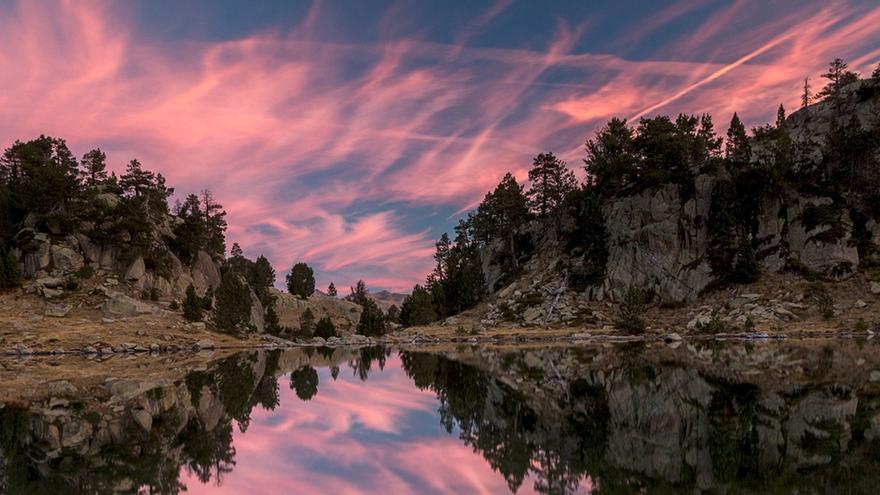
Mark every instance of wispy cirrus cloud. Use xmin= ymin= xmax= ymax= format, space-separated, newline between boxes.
xmin=1 ymin=0 xmax=878 ymax=291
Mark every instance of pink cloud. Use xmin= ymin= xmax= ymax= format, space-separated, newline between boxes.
xmin=180 ymin=356 xmax=584 ymax=494
xmin=1 ymin=0 xmax=878 ymax=291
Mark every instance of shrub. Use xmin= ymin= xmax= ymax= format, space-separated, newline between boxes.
xmin=731 ymin=242 xmax=759 ymax=284
xmin=169 ymin=300 xmax=179 ymax=311
xmin=0 ymin=249 xmax=21 ymax=290
xmin=65 ymin=276 xmax=80 ymax=291
xmin=74 ymin=265 xmax=95 ymax=279
xmin=615 ymin=288 xmax=647 ymax=334
xmin=213 ymin=272 xmax=253 ymax=333
xmin=149 ymin=287 xmax=160 ymax=301
xmin=695 ymin=313 xmax=733 ymax=334
xmin=182 ymin=284 xmax=203 ymax=322
xmin=314 ymin=316 xmax=337 ymax=339
xmin=805 ymin=282 xmax=835 ymax=319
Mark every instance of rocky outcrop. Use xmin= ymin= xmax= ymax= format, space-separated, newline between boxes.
xmin=270 ymin=288 xmax=362 ymax=333
xmin=601 ymin=177 xmax=715 ymax=302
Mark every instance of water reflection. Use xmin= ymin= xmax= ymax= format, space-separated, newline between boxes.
xmin=2 ymin=340 xmax=880 ymax=494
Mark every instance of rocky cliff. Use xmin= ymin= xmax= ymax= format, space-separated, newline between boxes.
xmin=482 ymin=78 xmax=880 ymax=308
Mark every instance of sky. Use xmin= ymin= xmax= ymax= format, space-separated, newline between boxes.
xmin=1 ymin=0 xmax=879 ymax=292
xmin=183 ymin=355 xmax=583 ymax=494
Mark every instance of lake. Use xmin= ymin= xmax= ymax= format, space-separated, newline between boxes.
xmin=2 ymin=339 xmax=879 ymax=494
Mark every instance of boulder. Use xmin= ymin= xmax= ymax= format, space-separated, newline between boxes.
xmin=50 ymin=245 xmax=84 ymax=274
xmin=37 ymin=277 xmax=65 ymax=289
xmin=191 ymin=251 xmax=221 ymax=293
xmin=249 ymin=287 xmax=265 ymax=333
xmin=44 ymin=303 xmax=72 ymax=318
xmin=101 ymin=292 xmax=161 ymax=319
xmin=75 ymin=234 xmax=102 ymax=263
xmin=125 ymin=257 xmax=146 ymax=282
xmin=95 ymin=192 xmax=120 ymax=208
xmin=871 ymin=282 xmax=880 ymax=295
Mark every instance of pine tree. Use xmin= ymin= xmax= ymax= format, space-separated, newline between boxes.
xmin=172 ymin=194 xmax=205 ymax=264
xmin=386 ymin=304 xmax=400 ymax=324
xmin=213 ymin=272 xmax=252 ymax=333
xmin=230 ymin=243 xmax=243 ymax=258
xmin=399 ymin=285 xmax=436 ymax=326
xmin=182 ymin=284 xmax=203 ymax=322
xmin=286 ymin=262 xmax=315 ymax=299
xmin=348 ymin=279 xmax=369 ymax=306
xmin=265 ymin=303 xmax=282 ymax=335
xmin=526 ymin=152 xmax=577 ymax=218
xmin=201 ymin=189 xmax=227 ymax=257
xmin=471 ymin=173 xmax=530 ymax=269
xmin=327 ymin=282 xmax=337 ymax=297
xmin=818 ymin=58 xmax=859 ymax=107
xmin=873 ymin=63 xmax=880 ymax=81
xmin=119 ymin=159 xmax=155 ymax=197
xmin=725 ymin=113 xmax=751 ymax=165
xmin=801 ymin=77 xmax=812 ymax=109
xmin=80 ymin=148 xmax=107 ymax=186
xmin=776 ymin=104 xmax=786 ymax=129
xmin=314 ymin=316 xmax=337 ymax=339
xmin=356 ymin=299 xmax=386 ymax=336
xmin=299 ymin=307 xmax=316 ymax=335
xmin=584 ymin=118 xmax=638 ymax=195
xmin=250 ymin=255 xmax=275 ymax=305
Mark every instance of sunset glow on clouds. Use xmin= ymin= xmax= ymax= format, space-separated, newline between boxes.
xmin=1 ymin=0 xmax=879 ymax=291
xmin=182 ymin=357 xmax=573 ymax=494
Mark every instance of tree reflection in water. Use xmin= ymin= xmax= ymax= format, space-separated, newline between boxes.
xmin=3 ymin=343 xmax=880 ymax=494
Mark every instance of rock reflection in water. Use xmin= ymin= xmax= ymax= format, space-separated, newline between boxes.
xmin=1 ymin=340 xmax=880 ymax=494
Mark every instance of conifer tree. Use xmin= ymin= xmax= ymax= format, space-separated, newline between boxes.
xmin=873 ymin=63 xmax=880 ymax=81
xmin=182 ymin=284 xmax=203 ymax=322
xmin=776 ymin=104 xmax=786 ymax=129
xmin=201 ymin=189 xmax=227 ymax=257
xmin=356 ymin=299 xmax=386 ymax=336
xmin=348 ymin=279 xmax=369 ymax=306
xmin=286 ymin=262 xmax=315 ymax=299
xmin=327 ymin=282 xmax=337 ymax=297
xmin=584 ymin=118 xmax=638 ymax=195
xmin=386 ymin=304 xmax=400 ymax=324
xmin=250 ymin=255 xmax=275 ymax=305
xmin=314 ymin=316 xmax=337 ymax=339
xmin=725 ymin=113 xmax=751 ymax=165
xmin=818 ymin=58 xmax=859 ymax=102
xmin=399 ymin=285 xmax=436 ymax=326
xmin=801 ymin=77 xmax=812 ymax=109
xmin=299 ymin=307 xmax=316 ymax=335
xmin=265 ymin=303 xmax=282 ymax=335
xmin=213 ymin=272 xmax=252 ymax=333
xmin=527 ymin=152 xmax=577 ymax=218
xmin=119 ymin=159 xmax=154 ymax=198
xmin=80 ymin=148 xmax=107 ymax=186
xmin=471 ymin=173 xmax=530 ymax=269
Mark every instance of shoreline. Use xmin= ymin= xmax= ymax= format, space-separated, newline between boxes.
xmin=1 ymin=325 xmax=874 ymax=359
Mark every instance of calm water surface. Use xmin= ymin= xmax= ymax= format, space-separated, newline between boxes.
xmin=2 ymin=340 xmax=880 ymax=494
